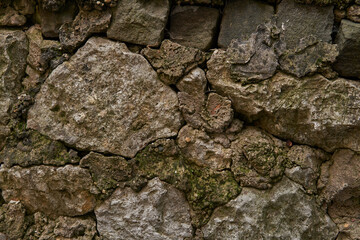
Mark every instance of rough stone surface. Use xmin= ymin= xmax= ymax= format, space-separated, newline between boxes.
xmin=0 ymin=165 xmax=98 ymax=218
xmin=142 ymin=40 xmax=206 ymax=85
xmin=334 ymin=20 xmax=360 ymax=79
xmin=38 ymin=1 xmax=77 ymax=38
xmin=177 ymin=125 xmax=232 ymax=170
xmin=279 ymin=35 xmax=339 ymax=78
xmin=27 ymin=37 xmax=182 ymax=158
xmin=277 ymin=0 xmax=334 ymax=49
xmin=59 ymin=10 xmax=112 ymax=51
xmin=13 ymin=0 xmax=35 ymax=15
xmin=0 ymin=6 xmax=27 ymax=26
xmin=347 ymin=4 xmax=360 ymax=22
xmin=169 ymin=6 xmax=220 ymax=50
xmin=107 ymin=0 xmax=170 ymax=46
xmin=218 ymin=0 xmax=274 ymax=48
xmin=0 ymin=201 xmax=27 ymax=240
xmin=231 ymin=127 xmax=287 ymax=189
xmin=202 ymin=177 xmax=339 ymax=240
xmin=207 ymin=62 xmax=360 ymax=152
xmin=41 ymin=0 xmax=66 ymax=12
xmin=0 ymin=30 xmax=28 ymax=149
xmin=95 ymin=178 xmax=193 ymax=240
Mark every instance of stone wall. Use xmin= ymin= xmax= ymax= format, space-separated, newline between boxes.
xmin=1 ymin=0 xmax=360 ymax=239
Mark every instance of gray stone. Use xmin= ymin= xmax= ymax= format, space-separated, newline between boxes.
xmin=59 ymin=9 xmax=112 ymax=51
xmin=334 ymin=20 xmax=360 ymax=79
xmin=95 ymin=178 xmax=193 ymax=240
xmin=218 ymin=0 xmax=274 ymax=48
xmin=142 ymin=40 xmax=206 ymax=85
xmin=107 ymin=0 xmax=170 ymax=46
xmin=277 ymin=0 xmax=334 ymax=49
xmin=0 ymin=165 xmax=98 ymax=218
xmin=0 ymin=201 xmax=27 ymax=240
xmin=27 ymin=37 xmax=182 ymax=158
xmin=279 ymin=35 xmax=339 ymax=78
xmin=207 ymin=52 xmax=360 ymax=152
xmin=169 ymin=6 xmax=220 ymax=50
xmin=38 ymin=0 xmax=77 ymax=38
xmin=177 ymin=125 xmax=232 ymax=170
xmin=202 ymin=177 xmax=338 ymax=240
xmin=0 ymin=6 xmax=26 ymax=26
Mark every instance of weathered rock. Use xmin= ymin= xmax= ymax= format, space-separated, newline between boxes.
xmin=95 ymin=178 xmax=193 ymax=240
xmin=279 ymin=35 xmax=339 ymax=78
xmin=277 ymin=0 xmax=334 ymax=49
xmin=142 ymin=40 xmax=206 ymax=85
xmin=202 ymin=177 xmax=338 ymax=240
xmin=59 ymin=9 xmax=112 ymax=51
xmin=0 ymin=6 xmax=26 ymax=26
xmin=107 ymin=0 xmax=170 ymax=46
xmin=38 ymin=0 xmax=77 ymax=38
xmin=347 ymin=4 xmax=360 ymax=22
xmin=13 ymin=0 xmax=35 ymax=15
xmin=41 ymin=0 xmax=66 ymax=12
xmin=231 ymin=127 xmax=287 ymax=189
xmin=177 ymin=125 xmax=232 ymax=170
xmin=27 ymin=37 xmax=182 ymax=158
xmin=285 ymin=145 xmax=329 ymax=193
xmin=175 ymin=0 xmax=224 ymax=5
xmin=332 ymin=217 xmax=360 ymax=240
xmin=0 ymin=165 xmax=98 ymax=218
xmin=0 ymin=201 xmax=27 ymax=240
xmin=0 ymin=130 xmax=79 ymax=168
xmin=333 ymin=20 xmax=360 ymax=79
xmin=80 ymin=152 xmax=132 ymax=193
xmin=22 ymin=65 xmax=42 ymax=91
xmin=207 ymin=58 xmax=360 ymax=152
xmin=218 ymin=0 xmax=274 ymax=48
xmin=169 ymin=6 xmax=220 ymax=50
xmin=0 ymin=30 xmax=28 ymax=149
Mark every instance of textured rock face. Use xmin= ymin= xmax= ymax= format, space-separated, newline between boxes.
xmin=27 ymin=37 xmax=182 ymax=158
xmin=107 ymin=0 xmax=170 ymax=46
xmin=218 ymin=0 xmax=274 ymax=48
xmin=347 ymin=5 xmax=360 ymax=23
xmin=0 ymin=165 xmax=98 ymax=218
xmin=0 ymin=6 xmax=27 ymax=26
xmin=202 ymin=177 xmax=338 ymax=240
xmin=169 ymin=6 xmax=220 ymax=50
xmin=334 ymin=20 xmax=360 ymax=79
xmin=277 ymin=0 xmax=334 ymax=49
xmin=0 ymin=201 xmax=27 ymax=240
xmin=95 ymin=178 xmax=193 ymax=240
xmin=207 ymin=66 xmax=360 ymax=152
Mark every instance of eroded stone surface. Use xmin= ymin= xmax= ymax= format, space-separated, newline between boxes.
xmin=107 ymin=0 xmax=170 ymax=46
xmin=0 ymin=201 xmax=27 ymax=240
xmin=95 ymin=178 xmax=193 ymax=240
xmin=218 ymin=0 xmax=274 ymax=48
xmin=347 ymin=4 xmax=360 ymax=22
xmin=27 ymin=37 xmax=182 ymax=158
xmin=277 ymin=0 xmax=334 ymax=49
xmin=13 ymin=0 xmax=35 ymax=15
xmin=0 ymin=6 xmax=26 ymax=26
xmin=142 ymin=40 xmax=206 ymax=85
xmin=0 ymin=165 xmax=98 ymax=218
xmin=202 ymin=177 xmax=338 ymax=240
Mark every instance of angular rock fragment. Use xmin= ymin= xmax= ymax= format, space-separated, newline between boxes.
xmin=177 ymin=125 xmax=232 ymax=170
xmin=207 ymin=59 xmax=360 ymax=152
xmin=202 ymin=177 xmax=338 ymax=240
xmin=142 ymin=40 xmax=206 ymax=85
xmin=107 ymin=0 xmax=170 ymax=46
xmin=347 ymin=4 xmax=360 ymax=22
xmin=277 ymin=0 xmax=334 ymax=49
xmin=169 ymin=6 xmax=220 ymax=50
xmin=0 ymin=201 xmax=27 ymax=240
xmin=27 ymin=37 xmax=182 ymax=158
xmin=59 ymin=10 xmax=112 ymax=51
xmin=333 ymin=19 xmax=360 ymax=79
xmin=218 ymin=0 xmax=274 ymax=48
xmin=0 ymin=6 xmax=27 ymax=26
xmin=95 ymin=178 xmax=193 ymax=240
xmin=0 ymin=165 xmax=98 ymax=218
xmin=279 ymin=35 xmax=339 ymax=78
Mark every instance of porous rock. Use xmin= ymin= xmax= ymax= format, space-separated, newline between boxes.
xmin=202 ymin=177 xmax=338 ymax=240
xmin=0 ymin=201 xmax=27 ymax=240
xmin=347 ymin=4 xmax=360 ymax=22
xmin=142 ymin=39 xmax=206 ymax=85
xmin=107 ymin=0 xmax=170 ymax=46
xmin=277 ymin=0 xmax=334 ymax=49
xmin=169 ymin=6 xmax=220 ymax=50
xmin=27 ymin=37 xmax=182 ymax=158
xmin=0 ymin=165 xmax=98 ymax=218
xmin=333 ymin=19 xmax=360 ymax=79
xmin=59 ymin=9 xmax=112 ymax=51
xmin=0 ymin=6 xmax=27 ymax=26
xmin=95 ymin=178 xmax=193 ymax=240
xmin=218 ymin=0 xmax=274 ymax=48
